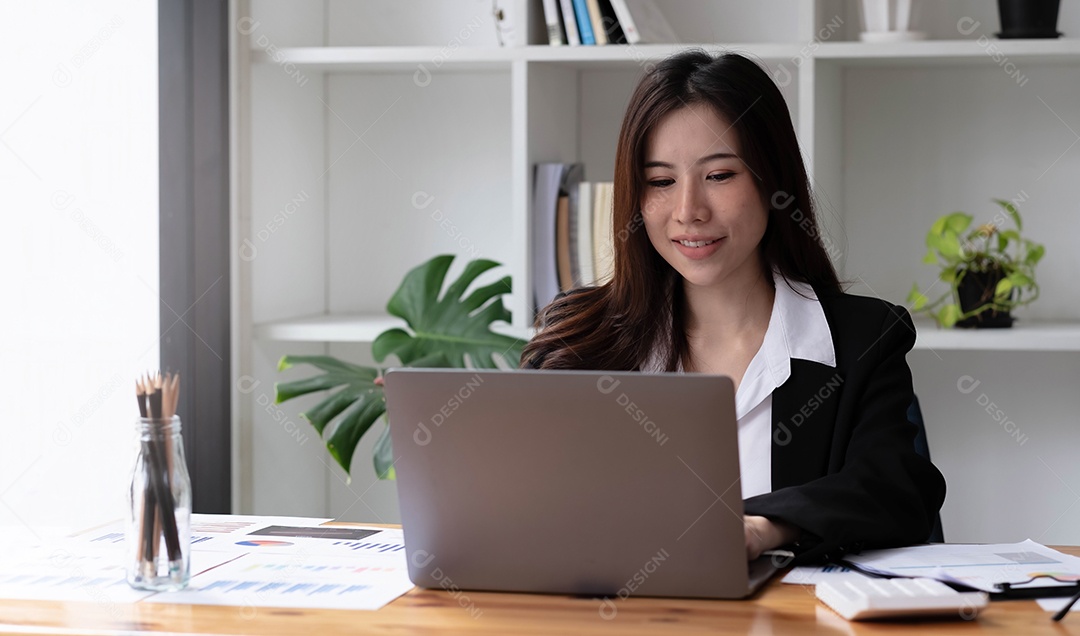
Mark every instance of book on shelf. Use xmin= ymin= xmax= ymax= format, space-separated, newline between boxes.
xmin=561 ymin=160 xmax=587 ymax=289
xmin=559 ymin=0 xmax=582 ymax=45
xmin=592 ymin=182 xmax=615 ymax=285
xmin=534 ymin=163 xmax=616 ymax=314
xmin=556 ymin=194 xmax=573 ymax=291
xmin=533 ymin=163 xmax=569 ymax=314
xmin=572 ymin=0 xmax=597 ymax=45
xmin=542 ymin=0 xmax=674 ymax=46
xmin=541 ymin=0 xmax=565 ymax=46
xmin=586 ymin=0 xmax=608 ymax=45
xmin=598 ymin=0 xmax=628 ymax=44
xmin=607 ymin=0 xmax=639 ymax=43
xmin=575 ymin=181 xmax=596 ymax=287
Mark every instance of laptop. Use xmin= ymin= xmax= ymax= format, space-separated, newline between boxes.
xmin=383 ymin=368 xmax=780 ymax=599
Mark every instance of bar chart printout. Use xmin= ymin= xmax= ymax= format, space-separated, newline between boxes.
xmin=147 ymin=554 xmax=413 ymax=610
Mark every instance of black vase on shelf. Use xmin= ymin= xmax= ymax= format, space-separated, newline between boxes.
xmin=996 ymin=0 xmax=1062 ymax=39
xmin=954 ymin=268 xmax=1014 ymax=329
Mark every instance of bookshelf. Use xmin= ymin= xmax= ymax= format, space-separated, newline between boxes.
xmin=232 ymin=0 xmax=1080 ymax=544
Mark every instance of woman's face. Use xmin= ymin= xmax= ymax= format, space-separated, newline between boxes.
xmin=640 ymin=103 xmax=769 ymax=291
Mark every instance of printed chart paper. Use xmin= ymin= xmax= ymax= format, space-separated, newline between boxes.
xmin=781 ymin=564 xmax=854 ymax=585
xmin=0 ymin=515 xmax=412 ymax=611
xmin=0 ymin=546 xmax=239 ymax=604
xmin=843 ymin=539 xmax=1080 ymax=593
xmin=1038 ymin=597 xmax=1080 ymax=613
xmin=70 ymin=514 xmax=335 ymax=553
xmin=192 ymin=528 xmax=407 ymax=558
xmin=146 ymin=552 xmax=413 ymax=611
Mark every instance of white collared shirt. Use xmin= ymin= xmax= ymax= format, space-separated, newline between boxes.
xmin=643 ymin=272 xmax=837 ymax=498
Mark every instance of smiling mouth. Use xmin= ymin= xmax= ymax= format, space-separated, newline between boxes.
xmin=676 ymin=238 xmax=721 ymax=248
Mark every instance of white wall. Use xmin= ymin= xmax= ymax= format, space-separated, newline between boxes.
xmin=0 ymin=1 xmax=158 ymax=538
xmin=912 ymin=351 xmax=1080 ymax=544
xmin=839 ymin=62 xmax=1080 ymax=543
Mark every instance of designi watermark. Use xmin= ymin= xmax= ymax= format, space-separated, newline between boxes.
xmin=597 ymin=375 xmax=669 ymax=446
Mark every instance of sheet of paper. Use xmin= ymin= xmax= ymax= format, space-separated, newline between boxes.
xmin=189 ymin=514 xmax=334 ymax=535
xmin=1038 ymin=597 xmax=1080 ymax=613
xmin=781 ymin=564 xmax=855 ymax=585
xmin=0 ymin=515 xmax=409 ymax=611
xmin=0 ymin=545 xmax=239 ymax=604
xmin=190 ymin=526 xmax=405 ymax=558
xmin=69 ymin=514 xmax=336 ymax=553
xmin=145 ymin=552 xmax=414 ymax=611
xmin=844 ymin=539 xmax=1080 ymax=593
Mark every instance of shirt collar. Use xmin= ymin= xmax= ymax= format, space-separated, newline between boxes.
xmin=759 ymin=270 xmax=837 ymax=387
xmin=639 ymin=271 xmax=836 ymax=377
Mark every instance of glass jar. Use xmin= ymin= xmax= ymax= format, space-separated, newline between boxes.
xmin=126 ymin=416 xmax=191 ymax=591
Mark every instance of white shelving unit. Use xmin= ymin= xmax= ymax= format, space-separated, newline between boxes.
xmin=914 ymin=321 xmax=1080 ymax=351
xmin=231 ymin=0 xmax=1080 ymax=544
xmin=254 ymin=314 xmax=530 ymax=342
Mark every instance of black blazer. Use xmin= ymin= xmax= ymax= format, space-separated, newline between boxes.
xmin=527 ymin=288 xmax=947 ymax=565
xmin=742 ymin=290 xmax=945 ymax=564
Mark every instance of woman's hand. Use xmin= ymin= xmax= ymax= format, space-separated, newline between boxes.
xmin=744 ymin=515 xmax=799 ymax=560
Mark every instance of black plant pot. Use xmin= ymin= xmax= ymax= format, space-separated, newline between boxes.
xmin=955 ymin=268 xmax=1014 ymax=329
xmin=997 ymin=0 xmax=1062 ymax=38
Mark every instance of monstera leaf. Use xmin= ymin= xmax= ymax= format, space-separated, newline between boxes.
xmin=275 ymin=355 xmax=390 ymax=478
xmin=274 ymin=255 xmax=523 ymax=480
xmin=372 ymin=255 xmax=523 ymax=368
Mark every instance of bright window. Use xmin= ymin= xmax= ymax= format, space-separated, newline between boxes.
xmin=0 ymin=1 xmax=159 ymax=537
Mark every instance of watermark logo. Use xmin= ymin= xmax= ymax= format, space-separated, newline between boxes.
xmin=238 ymin=375 xmax=309 ymax=446
xmin=773 ymin=15 xmax=844 ymax=87
xmin=53 ymin=15 xmax=125 ymax=88
xmin=54 ymin=190 xmax=125 ymax=264
xmin=773 ymin=374 xmax=843 ymax=446
xmin=236 ymin=17 xmax=308 ymax=87
xmin=957 ymin=375 xmax=1028 ymax=446
xmin=51 ymin=373 xmax=124 ymax=446
xmin=410 ymin=550 xmax=484 ymax=618
xmin=413 ymin=374 xmax=485 ymax=446
xmin=414 ymin=16 xmax=487 ymax=87
xmin=596 ymin=375 xmax=668 ymax=446
xmin=772 ymin=190 xmax=842 ymax=265
xmin=412 ymin=191 xmax=482 ymax=259
xmin=957 ymin=17 xmax=1029 ymax=86
xmin=598 ymin=548 xmax=670 ymax=619
xmin=239 ymin=189 xmax=310 ymax=262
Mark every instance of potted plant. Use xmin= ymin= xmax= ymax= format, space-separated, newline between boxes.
xmin=274 ymin=255 xmax=526 ymax=479
xmin=858 ymin=0 xmax=926 ymax=43
xmin=908 ymin=199 xmax=1045 ymax=329
xmin=996 ymin=0 xmax=1062 ymax=39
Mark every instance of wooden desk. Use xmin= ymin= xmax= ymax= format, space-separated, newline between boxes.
xmin=2 ymin=535 xmax=1078 ymax=635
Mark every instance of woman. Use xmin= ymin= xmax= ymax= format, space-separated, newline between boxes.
xmin=520 ymin=50 xmax=946 ymax=564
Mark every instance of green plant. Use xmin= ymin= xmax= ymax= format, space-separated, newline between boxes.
xmin=274 ymin=255 xmax=526 ymax=480
xmin=907 ymin=199 xmax=1045 ymax=328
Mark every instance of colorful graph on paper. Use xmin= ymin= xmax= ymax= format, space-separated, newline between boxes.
xmin=331 ymin=540 xmax=406 ymax=554
xmin=146 ymin=553 xmax=414 ymax=610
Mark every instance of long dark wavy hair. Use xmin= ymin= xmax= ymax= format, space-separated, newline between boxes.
xmin=520 ymin=50 xmax=841 ymax=371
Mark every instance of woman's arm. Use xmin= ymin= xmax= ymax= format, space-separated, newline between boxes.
xmin=743 ymin=304 xmax=946 ymax=564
